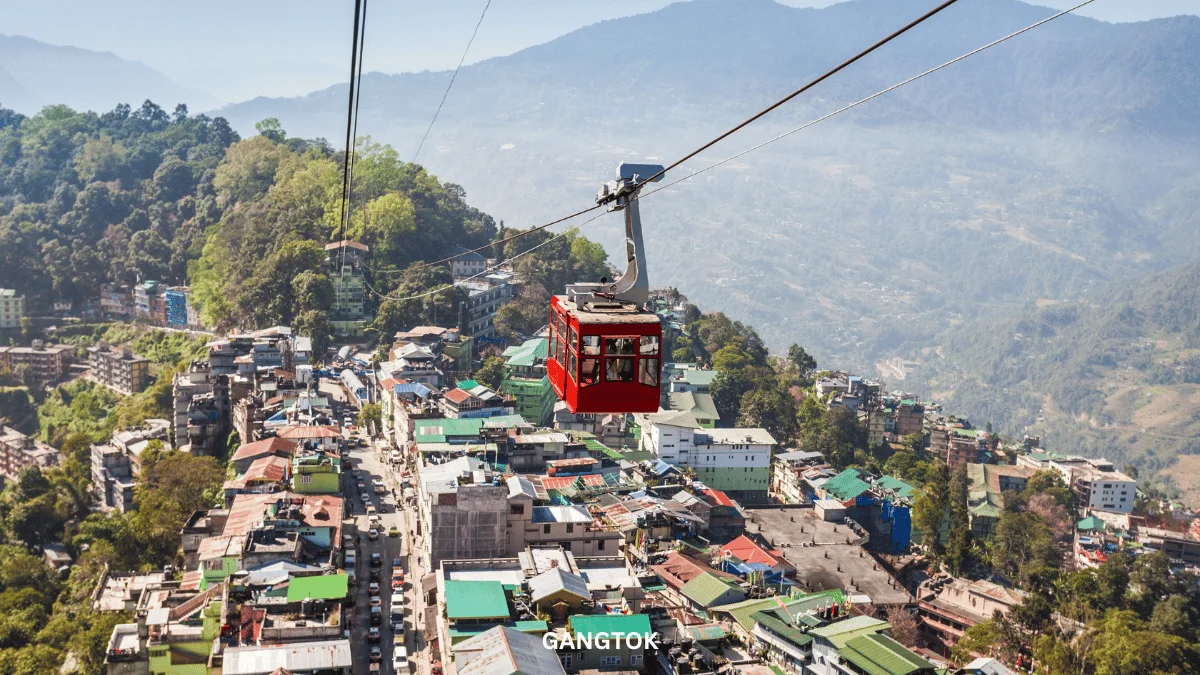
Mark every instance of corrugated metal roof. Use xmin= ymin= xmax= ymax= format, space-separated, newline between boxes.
xmin=822 ymin=468 xmax=872 ymax=501
xmin=286 ymin=573 xmax=348 ymax=602
xmin=456 ymin=626 xmax=566 ymax=675
xmin=568 ymin=613 xmax=652 ymax=638
xmin=528 ymin=568 xmax=590 ymax=604
xmin=444 ymin=580 xmax=510 ymax=620
xmin=839 ymin=633 xmax=934 ymax=675
xmin=222 ymin=639 xmax=353 ymax=674
xmin=681 ymin=572 xmax=746 ymax=608
xmin=809 ymin=615 xmax=889 ymax=648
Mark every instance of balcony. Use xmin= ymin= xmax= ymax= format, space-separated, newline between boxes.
xmin=106 ymin=623 xmax=141 ymax=662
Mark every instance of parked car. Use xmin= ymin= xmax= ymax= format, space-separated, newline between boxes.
xmin=388 ymin=525 xmax=400 ymax=537
xmin=368 ymin=626 xmax=380 ymax=643
xmin=369 ymin=596 xmax=382 ymax=608
xmin=369 ymin=645 xmax=381 ymax=663
xmin=393 ymin=644 xmax=411 ymax=672
xmin=391 ymin=592 xmax=405 ymax=608
xmin=368 ymin=528 xmax=379 ymax=541
xmin=368 ymin=582 xmax=380 ymax=594
xmin=392 ymin=558 xmax=402 ymax=568
xmin=391 ymin=577 xmax=404 ymax=591
xmin=370 ymin=553 xmax=382 ymax=567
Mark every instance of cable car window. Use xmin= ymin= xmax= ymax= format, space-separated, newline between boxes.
xmin=605 ymin=337 xmax=636 ymax=356
xmin=556 ymin=336 xmax=565 ymax=365
xmin=580 ymin=358 xmax=600 ymax=387
xmin=605 ymin=357 xmax=635 ymax=382
xmin=566 ymin=348 xmax=577 ymax=383
xmin=639 ymin=336 xmax=659 ymax=356
xmin=556 ymin=314 xmax=567 ymax=348
xmin=581 ymin=335 xmax=600 ymax=356
xmin=639 ymin=358 xmax=659 ymax=387
xmin=568 ymin=325 xmax=578 ymax=352
xmin=548 ymin=313 xmax=557 ymax=344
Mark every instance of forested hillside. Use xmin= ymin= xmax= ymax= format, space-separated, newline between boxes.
xmin=904 ymin=261 xmax=1200 ymax=496
xmin=0 ymin=104 xmax=617 ymax=344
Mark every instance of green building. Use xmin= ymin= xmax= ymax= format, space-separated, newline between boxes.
xmin=292 ymin=452 xmax=342 ymax=495
xmin=500 ymin=338 xmax=555 ymax=427
xmin=325 ymin=240 xmax=372 ymax=336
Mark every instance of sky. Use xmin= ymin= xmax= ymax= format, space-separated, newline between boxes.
xmin=4 ymin=0 xmax=1197 ymax=103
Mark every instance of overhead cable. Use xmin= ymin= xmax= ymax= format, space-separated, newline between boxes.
xmin=411 ymin=0 xmax=493 ymax=163
xmin=363 ymin=0 xmax=1096 ymax=305
xmin=639 ymin=0 xmax=1097 ymax=201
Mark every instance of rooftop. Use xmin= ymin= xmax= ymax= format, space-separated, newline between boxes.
xmin=821 ymin=468 xmax=872 ymax=501
xmin=809 ymin=615 xmax=890 ymax=648
xmin=286 ymin=573 xmax=348 ymax=602
xmin=839 ymin=632 xmax=934 ymax=674
xmin=455 ymin=626 xmax=567 ymax=675
xmin=445 ymin=580 xmax=511 ymax=621
xmin=568 ymin=613 xmax=652 ymax=638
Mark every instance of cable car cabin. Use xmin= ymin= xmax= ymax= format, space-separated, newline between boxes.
xmin=546 ymin=294 xmax=662 ymax=414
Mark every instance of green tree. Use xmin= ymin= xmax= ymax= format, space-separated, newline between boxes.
xmin=913 ymin=461 xmax=951 ymax=555
xmin=992 ymin=511 xmax=1059 ymax=586
xmin=786 ymin=343 xmax=817 ymax=373
xmin=473 ymin=355 xmax=506 ymax=390
xmin=358 ymin=403 xmax=382 ymax=430
xmin=737 ymin=386 xmax=797 ymax=443
xmin=255 ymin=117 xmax=287 ymax=144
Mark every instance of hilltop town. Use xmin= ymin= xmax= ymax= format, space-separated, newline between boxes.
xmin=2 ymin=245 xmax=1196 ymax=675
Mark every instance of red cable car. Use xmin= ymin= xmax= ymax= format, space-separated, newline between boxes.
xmin=547 ymin=163 xmax=665 ymax=414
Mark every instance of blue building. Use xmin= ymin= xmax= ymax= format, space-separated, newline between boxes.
xmin=165 ymin=287 xmax=189 ymax=326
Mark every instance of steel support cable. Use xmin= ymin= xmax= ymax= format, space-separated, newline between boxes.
xmin=637 ymin=0 xmax=1097 ymax=202
xmin=411 ymin=0 xmax=493 ymax=163
xmin=403 ymin=0 xmax=960 ymax=271
xmin=361 ymin=0 xmax=1095 ymax=306
xmin=361 ymin=211 xmax=609 ymax=302
xmin=335 ymin=0 xmax=367 ymax=310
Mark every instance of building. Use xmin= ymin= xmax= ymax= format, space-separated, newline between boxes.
xmin=454 ymin=626 xmax=566 ymax=675
xmin=0 ymin=343 xmax=73 ymax=382
xmin=134 ymin=280 xmax=167 ymax=324
xmin=500 ymin=338 xmax=556 ymax=426
xmin=164 ymin=286 xmax=191 ymax=327
xmin=917 ymin=577 xmax=1025 ymax=653
xmin=0 ymin=288 xmax=24 ymax=329
xmin=966 ymin=463 xmax=1037 ymax=538
xmin=563 ymin=614 xmax=654 ymax=672
xmin=91 ymin=421 xmax=170 ymax=512
xmin=325 ymin=240 xmax=371 ymax=335
xmin=444 ymin=245 xmax=490 ymax=279
xmin=291 ymin=451 xmax=342 ymax=494
xmin=99 ymin=284 xmax=133 ymax=320
xmin=419 ymin=457 xmax=509 ymax=566
xmin=381 ymin=342 xmax=444 ymax=388
xmin=87 ymin=345 xmax=151 ymax=395
xmin=462 ymin=273 xmax=514 ymax=338
xmin=639 ymin=410 xmax=775 ymax=496
xmin=1139 ymin=526 xmax=1200 ymax=566
xmin=771 ymin=450 xmax=827 ymax=504
xmin=930 ymin=423 xmax=987 ymax=470
xmin=668 ymin=367 xmax=717 ymax=394
xmin=0 ymin=421 xmax=60 ymax=481
xmin=666 ymin=391 xmax=720 ymax=428
xmin=808 ymin=615 xmax=936 ymax=675
xmin=440 ymin=381 xmax=515 ymax=420
xmin=1049 ymin=457 xmax=1136 ymax=514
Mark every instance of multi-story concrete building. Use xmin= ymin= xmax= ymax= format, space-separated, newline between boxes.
xmin=440 ymin=383 xmax=515 ymax=419
xmin=90 ymin=420 xmax=170 ymax=512
xmin=87 ymin=345 xmax=151 ymax=395
xmin=418 ymin=457 xmax=509 ymax=566
xmin=930 ymin=423 xmax=987 ymax=469
xmin=98 ymin=284 xmax=133 ymax=320
xmin=0 ymin=343 xmax=73 ymax=382
xmin=380 ymin=342 xmax=444 ymax=388
xmin=444 ymin=244 xmax=490 ymax=279
xmin=500 ymin=337 xmax=555 ymax=426
xmin=770 ymin=450 xmax=827 ymax=504
xmin=917 ymin=577 xmax=1025 ymax=654
xmin=325 ymin=240 xmax=371 ymax=336
xmin=639 ymin=410 xmax=775 ymax=496
xmin=0 ymin=421 xmax=60 ymax=481
xmin=1049 ymin=457 xmax=1136 ymax=514
xmin=966 ymin=463 xmax=1037 ymax=538
xmin=164 ymin=286 xmax=191 ymax=327
xmin=0 ymin=288 xmax=24 ymax=329
xmin=133 ymin=280 xmax=167 ymax=324
xmin=462 ymin=272 xmax=514 ymax=338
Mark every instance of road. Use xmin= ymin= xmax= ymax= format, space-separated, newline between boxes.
xmin=344 ymin=429 xmax=428 ymax=675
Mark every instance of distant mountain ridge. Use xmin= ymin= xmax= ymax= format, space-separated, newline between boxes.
xmin=0 ymin=34 xmax=218 ymax=114
xmin=214 ymin=0 xmax=1200 ymax=370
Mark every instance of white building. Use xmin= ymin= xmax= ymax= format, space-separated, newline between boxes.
xmin=1050 ymin=457 xmax=1136 ymax=514
xmin=0 ymin=289 xmax=24 ymax=330
xmin=637 ymin=410 xmax=774 ymax=495
xmin=462 ymin=272 xmax=514 ymax=338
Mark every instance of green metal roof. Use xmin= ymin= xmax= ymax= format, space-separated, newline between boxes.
xmin=687 ymin=625 xmax=728 ymax=642
xmin=682 ymin=369 xmax=718 ymax=386
xmin=876 ymin=475 xmax=917 ymax=501
xmin=415 ymin=415 xmax=527 ymax=443
xmin=752 ymin=609 xmax=813 ymax=648
xmin=568 ymin=614 xmax=652 ymax=638
xmin=713 ymin=590 xmax=842 ymax=633
xmin=809 ymin=616 xmax=889 ymax=649
xmin=667 ymin=391 xmax=721 ymax=421
xmin=513 ymin=620 xmax=549 ymax=633
xmin=681 ymin=572 xmax=746 ymax=608
xmin=1077 ymin=515 xmax=1106 ymax=532
xmin=456 ymin=379 xmax=480 ymax=390
xmin=503 ymin=338 xmax=548 ymax=367
xmin=286 ymin=573 xmax=348 ymax=602
xmin=822 ymin=468 xmax=872 ymax=501
xmin=444 ymin=580 xmax=510 ymax=620
xmin=838 ymin=633 xmax=934 ymax=675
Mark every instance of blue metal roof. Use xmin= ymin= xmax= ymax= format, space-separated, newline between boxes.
xmin=394 ymin=382 xmax=433 ymax=398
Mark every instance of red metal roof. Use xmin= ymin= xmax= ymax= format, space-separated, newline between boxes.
xmin=243 ymin=455 xmax=289 ymax=483
xmin=224 ymin=492 xmax=345 ymax=539
xmin=277 ymin=425 xmax=342 ymax=439
xmin=444 ymin=388 xmax=472 ymax=404
xmin=702 ymin=488 xmax=736 ymax=508
xmin=230 ymin=437 xmax=297 ymax=464
xmin=719 ymin=534 xmax=785 ymax=567
xmin=651 ymin=551 xmax=739 ymax=591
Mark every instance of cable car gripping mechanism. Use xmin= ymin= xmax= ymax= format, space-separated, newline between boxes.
xmin=567 ymin=162 xmax=665 ymax=309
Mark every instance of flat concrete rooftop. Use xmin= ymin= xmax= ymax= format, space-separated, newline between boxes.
xmin=747 ymin=508 xmax=911 ymax=606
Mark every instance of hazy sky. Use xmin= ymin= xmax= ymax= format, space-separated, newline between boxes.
xmin=4 ymin=0 xmax=1197 ymax=103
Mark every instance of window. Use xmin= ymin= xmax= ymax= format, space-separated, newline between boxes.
xmin=639 ymin=358 xmax=659 ymax=386
xmin=510 ymin=504 xmax=525 ymax=515
xmin=567 ymin=348 xmax=577 ymax=383
xmin=560 ymin=655 xmax=573 ymax=669
xmin=543 ymin=524 xmax=551 ymax=534
xmin=582 ymin=335 xmax=601 ymax=356
xmin=606 ymin=337 xmax=635 ymax=355
xmin=639 ymin=335 xmax=659 ymax=356
xmin=566 ymin=524 xmax=574 ymax=534
xmin=631 ymin=655 xmax=644 ymax=667
xmin=606 ymin=357 xmax=635 ymax=382
xmin=580 ymin=357 xmax=600 ymax=387
xmin=601 ymin=656 xmax=621 ymax=667
xmin=300 ymin=474 xmax=312 ymax=484
xmin=598 ymin=539 xmax=605 ymax=551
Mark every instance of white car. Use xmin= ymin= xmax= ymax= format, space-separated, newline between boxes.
xmin=393 ymin=644 xmax=410 ymax=672
xmin=390 ymin=592 xmax=405 ymax=608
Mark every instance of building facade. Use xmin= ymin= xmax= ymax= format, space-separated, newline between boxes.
xmin=88 ymin=345 xmax=151 ymax=395
xmin=0 ymin=343 xmax=73 ymax=382
xmin=0 ymin=289 xmax=24 ymax=329
xmin=325 ymin=240 xmax=371 ymax=336
xmin=0 ymin=422 xmax=60 ymax=482
xmin=640 ymin=411 xmax=775 ymax=496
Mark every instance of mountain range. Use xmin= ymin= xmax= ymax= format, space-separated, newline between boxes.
xmin=0 ymin=34 xmax=218 ymax=115
xmin=212 ymin=0 xmax=1200 ymax=370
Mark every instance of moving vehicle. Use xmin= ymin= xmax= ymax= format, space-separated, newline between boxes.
xmin=368 ymin=528 xmax=379 ymax=541
xmin=546 ymin=163 xmax=665 ymax=415
xmin=370 ymin=553 xmax=382 ymax=567
xmin=370 ymin=606 xmax=381 ymax=625
xmin=369 ymin=596 xmax=381 ymax=608
xmin=368 ymin=626 xmax=380 ymax=643
xmin=388 ymin=526 xmax=400 ymax=537
xmin=369 ymin=645 xmax=381 ymax=663
xmin=368 ymin=582 xmax=380 ymax=594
